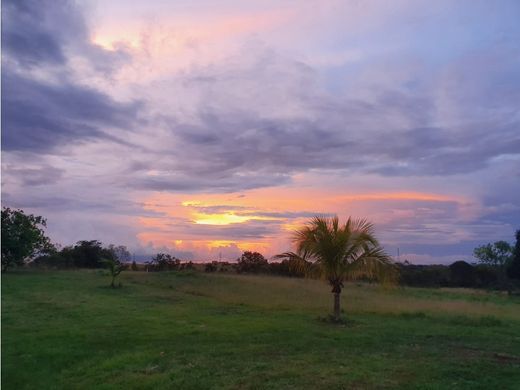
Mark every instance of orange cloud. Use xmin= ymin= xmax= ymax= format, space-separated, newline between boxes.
xmin=135 ymin=186 xmax=474 ymax=259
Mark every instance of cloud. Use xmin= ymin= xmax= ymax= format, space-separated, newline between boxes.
xmin=2 ymin=0 xmax=519 ymax=263
xmin=2 ymin=70 xmax=141 ymax=152
xmin=1 ymin=0 xmax=141 ymax=153
xmin=116 ymin=40 xmax=520 ymax=194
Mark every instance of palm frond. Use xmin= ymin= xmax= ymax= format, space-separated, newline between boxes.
xmin=345 ymin=247 xmax=399 ymax=285
xmin=278 ymin=215 xmax=397 ymax=286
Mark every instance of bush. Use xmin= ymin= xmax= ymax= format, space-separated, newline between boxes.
xmin=398 ymin=264 xmax=450 ymax=287
xmin=449 ymin=260 xmax=476 ymax=287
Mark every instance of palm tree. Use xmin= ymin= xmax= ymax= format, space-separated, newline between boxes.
xmin=275 ymin=216 xmax=397 ymax=321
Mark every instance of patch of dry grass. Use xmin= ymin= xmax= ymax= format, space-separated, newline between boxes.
xmin=174 ymin=273 xmax=520 ymax=321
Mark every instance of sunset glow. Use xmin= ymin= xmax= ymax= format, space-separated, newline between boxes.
xmin=3 ymin=0 xmax=519 ymax=264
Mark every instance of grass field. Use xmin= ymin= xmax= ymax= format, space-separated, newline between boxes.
xmin=2 ymin=270 xmax=520 ymax=389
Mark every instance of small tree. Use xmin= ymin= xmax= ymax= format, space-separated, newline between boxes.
xmin=102 ymin=258 xmax=124 ymax=288
xmin=473 ymin=241 xmax=513 ymax=268
xmin=1 ymin=207 xmax=55 ymax=271
xmin=131 ymin=260 xmax=138 ymax=271
xmin=474 ymin=240 xmax=513 ymax=290
xmin=275 ymin=216 xmax=397 ymax=322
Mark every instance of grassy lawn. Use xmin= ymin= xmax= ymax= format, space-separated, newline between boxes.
xmin=2 ymin=270 xmax=520 ymax=389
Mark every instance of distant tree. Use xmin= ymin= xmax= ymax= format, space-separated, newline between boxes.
xmin=507 ymin=230 xmax=520 ymax=280
xmin=236 ymin=251 xmax=268 ymax=274
xmin=205 ymin=261 xmax=218 ymax=272
xmin=474 ymin=240 xmax=514 ymax=289
xmin=102 ymin=257 xmax=124 ymax=288
xmin=449 ymin=260 xmax=476 ymax=287
xmin=131 ymin=260 xmax=138 ymax=271
xmin=148 ymin=253 xmax=181 ymax=271
xmin=275 ymin=216 xmax=397 ymax=322
xmin=1 ymin=207 xmax=55 ymax=271
xmin=473 ymin=241 xmax=513 ymax=268
xmin=69 ymin=240 xmax=112 ymax=268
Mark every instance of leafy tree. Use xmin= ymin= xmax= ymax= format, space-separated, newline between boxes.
xmin=507 ymin=230 xmax=520 ymax=280
xmin=275 ymin=216 xmax=397 ymax=322
xmin=102 ymin=257 xmax=124 ymax=288
xmin=236 ymin=251 xmax=268 ymax=273
xmin=131 ymin=260 xmax=138 ymax=271
xmin=1 ymin=207 xmax=55 ymax=271
xmin=69 ymin=240 xmax=112 ymax=268
xmin=473 ymin=241 xmax=513 ymax=268
xmin=474 ymin=240 xmax=514 ymax=290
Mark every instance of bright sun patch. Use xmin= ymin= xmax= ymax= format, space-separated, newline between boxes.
xmin=194 ymin=213 xmax=252 ymax=225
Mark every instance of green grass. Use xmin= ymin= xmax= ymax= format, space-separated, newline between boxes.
xmin=2 ymin=270 xmax=520 ymax=389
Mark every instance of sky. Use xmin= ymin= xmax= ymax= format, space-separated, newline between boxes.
xmin=2 ymin=0 xmax=520 ymax=264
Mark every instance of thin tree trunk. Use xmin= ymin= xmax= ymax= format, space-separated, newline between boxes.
xmin=333 ymin=292 xmax=341 ymax=321
xmin=111 ymin=275 xmax=115 ymax=288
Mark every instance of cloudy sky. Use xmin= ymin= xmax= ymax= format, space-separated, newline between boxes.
xmin=2 ymin=0 xmax=519 ymax=263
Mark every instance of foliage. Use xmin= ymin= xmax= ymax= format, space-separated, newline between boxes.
xmin=181 ymin=261 xmax=195 ymax=270
xmin=131 ymin=261 xmax=138 ymax=271
xmin=473 ymin=241 xmax=513 ymax=268
xmin=65 ymin=240 xmax=114 ymax=268
xmin=102 ymin=257 xmax=124 ymax=288
xmin=205 ymin=261 xmax=219 ymax=272
xmin=474 ymin=264 xmax=499 ymax=287
xmin=31 ymin=241 xmax=120 ymax=269
xmin=236 ymin=251 xmax=269 ymax=273
xmin=1 ymin=207 xmax=55 ymax=271
xmin=268 ymin=259 xmax=306 ymax=277
xmin=507 ymin=230 xmax=520 ymax=280
xmin=397 ymin=263 xmax=450 ymax=287
xmin=397 ymin=262 xmax=502 ymax=289
xmin=146 ymin=253 xmax=181 ymax=271
xmin=449 ymin=261 xmax=476 ymax=287
xmin=275 ymin=216 xmax=397 ymax=320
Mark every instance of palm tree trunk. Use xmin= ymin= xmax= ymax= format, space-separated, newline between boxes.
xmin=333 ymin=292 xmax=341 ymax=321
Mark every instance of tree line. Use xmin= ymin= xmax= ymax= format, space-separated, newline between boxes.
xmin=2 ymin=207 xmax=520 ymax=293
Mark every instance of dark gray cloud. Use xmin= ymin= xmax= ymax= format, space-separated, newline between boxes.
xmin=4 ymin=165 xmax=64 ymax=186
xmin=132 ymin=170 xmax=292 ymax=193
xmin=2 ymin=0 xmax=73 ymax=67
xmin=1 ymin=0 xmax=140 ymax=153
xmin=2 ymin=0 xmax=129 ymax=71
xmin=2 ymin=70 xmax=141 ymax=152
